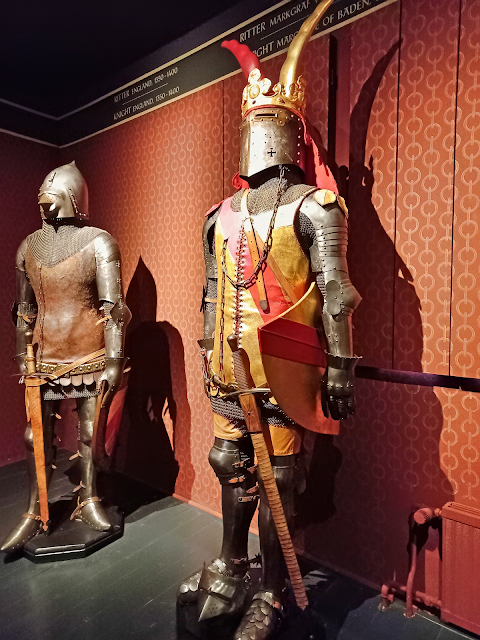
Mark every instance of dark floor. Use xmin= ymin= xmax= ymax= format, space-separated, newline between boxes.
xmin=0 ymin=450 xmax=477 ymax=640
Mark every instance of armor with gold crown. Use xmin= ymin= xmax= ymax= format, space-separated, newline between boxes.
xmin=178 ymin=2 xmax=361 ymax=638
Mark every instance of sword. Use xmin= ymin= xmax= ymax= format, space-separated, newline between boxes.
xmin=24 ymin=343 xmax=49 ymax=531
xmin=227 ymin=334 xmax=309 ymax=610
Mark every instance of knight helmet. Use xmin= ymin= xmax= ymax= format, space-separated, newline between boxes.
xmin=222 ymin=0 xmax=333 ymax=179
xmin=38 ymin=161 xmax=89 ymax=220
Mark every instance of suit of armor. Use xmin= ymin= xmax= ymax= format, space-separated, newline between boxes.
xmin=178 ymin=5 xmax=360 ymax=638
xmin=2 ymin=162 xmax=130 ymax=554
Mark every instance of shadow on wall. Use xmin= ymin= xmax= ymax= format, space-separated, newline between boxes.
xmin=112 ymin=257 xmax=194 ymax=497
xmin=297 ymin=41 xmax=454 ymax=597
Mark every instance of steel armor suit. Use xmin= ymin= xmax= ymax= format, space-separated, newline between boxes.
xmin=180 ymin=3 xmax=361 ymax=638
xmin=2 ymin=162 xmax=130 ymax=554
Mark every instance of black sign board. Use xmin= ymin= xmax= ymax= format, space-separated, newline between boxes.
xmin=53 ymin=0 xmax=396 ymax=146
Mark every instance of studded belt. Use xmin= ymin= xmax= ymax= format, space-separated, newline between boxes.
xmin=37 ymin=357 xmax=106 ymax=377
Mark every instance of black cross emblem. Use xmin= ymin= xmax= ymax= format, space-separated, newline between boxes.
xmin=267 ymin=148 xmax=276 ymax=157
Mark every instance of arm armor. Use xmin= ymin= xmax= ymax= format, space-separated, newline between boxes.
xmin=95 ymin=233 xmax=131 ymax=359
xmin=202 ymin=207 xmax=220 ymax=340
xmin=14 ymin=239 xmax=37 ymax=364
xmin=300 ymin=194 xmax=361 ymax=357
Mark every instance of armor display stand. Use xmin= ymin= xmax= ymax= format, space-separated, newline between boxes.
xmin=3 ymin=162 xmax=131 ymax=562
xmin=23 ymin=506 xmax=123 ymax=563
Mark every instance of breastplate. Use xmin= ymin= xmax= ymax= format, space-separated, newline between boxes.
xmin=25 ymin=242 xmax=104 ymax=363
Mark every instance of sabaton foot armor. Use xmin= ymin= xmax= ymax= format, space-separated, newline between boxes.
xmin=234 ymin=591 xmax=283 ymax=640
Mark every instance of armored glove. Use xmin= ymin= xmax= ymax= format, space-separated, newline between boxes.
xmin=322 ymin=352 xmax=359 ymax=420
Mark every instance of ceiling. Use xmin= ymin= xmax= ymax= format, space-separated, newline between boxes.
xmin=0 ymin=0 xmax=243 ymax=116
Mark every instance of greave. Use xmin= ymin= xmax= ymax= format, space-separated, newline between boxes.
xmin=258 ymin=454 xmax=297 ymax=598
xmin=178 ymin=437 xmax=258 ymax=616
xmin=233 ymin=455 xmax=298 ymax=640
xmin=212 ymin=438 xmax=259 ymax=570
xmin=72 ymin=396 xmax=112 ymax=532
xmin=1 ymin=400 xmax=58 ymax=553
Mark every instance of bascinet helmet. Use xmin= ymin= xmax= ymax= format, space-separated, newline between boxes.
xmin=222 ymin=0 xmax=333 ymax=179
xmin=38 ymin=161 xmax=89 ymax=220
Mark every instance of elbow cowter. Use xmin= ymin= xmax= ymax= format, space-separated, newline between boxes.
xmin=324 ymin=278 xmax=361 ymax=317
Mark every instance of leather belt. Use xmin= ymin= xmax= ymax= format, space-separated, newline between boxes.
xmin=37 ymin=357 xmax=105 ymax=377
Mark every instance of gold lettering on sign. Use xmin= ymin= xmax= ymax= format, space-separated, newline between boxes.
xmin=269 ymin=1 xmax=310 ymax=27
xmin=338 ymin=0 xmax=371 ymax=20
xmin=239 ymin=21 xmax=266 ymax=42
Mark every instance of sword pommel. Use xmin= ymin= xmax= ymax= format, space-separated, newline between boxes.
xmin=226 ymin=334 xmax=239 ymax=352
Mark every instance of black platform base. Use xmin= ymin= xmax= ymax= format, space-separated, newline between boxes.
xmin=23 ymin=503 xmax=123 ymax=563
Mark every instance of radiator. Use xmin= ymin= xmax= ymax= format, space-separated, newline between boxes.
xmin=442 ymin=501 xmax=480 ymax=635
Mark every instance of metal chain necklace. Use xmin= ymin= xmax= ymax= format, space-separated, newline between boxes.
xmin=221 ymin=165 xmax=287 ymax=290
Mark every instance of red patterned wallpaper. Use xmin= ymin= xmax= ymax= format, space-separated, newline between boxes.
xmin=60 ymin=85 xmax=225 ymax=507
xmin=451 ymin=0 xmax=480 ymax=378
xmin=0 ymin=132 xmax=59 ymax=465
xmin=1 ymin=0 xmax=480 ymax=605
xmin=345 ymin=3 xmax=401 ymax=369
xmin=394 ymin=0 xmax=460 ymax=376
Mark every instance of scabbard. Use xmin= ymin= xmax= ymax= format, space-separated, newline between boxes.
xmin=24 ymin=378 xmax=49 ymax=531
xmin=237 ymin=392 xmax=309 ymax=610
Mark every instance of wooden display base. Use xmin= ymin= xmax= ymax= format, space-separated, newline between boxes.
xmin=23 ymin=502 xmax=123 ymax=563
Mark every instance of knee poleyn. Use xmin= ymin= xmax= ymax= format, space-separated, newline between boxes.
xmin=208 ymin=441 xmax=257 ymax=486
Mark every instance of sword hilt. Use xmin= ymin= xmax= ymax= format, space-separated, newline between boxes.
xmin=227 ymin=334 xmax=255 ymax=392
xmin=26 ymin=343 xmax=36 ymax=375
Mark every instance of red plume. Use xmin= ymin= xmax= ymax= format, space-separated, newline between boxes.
xmin=222 ymin=40 xmax=262 ymax=80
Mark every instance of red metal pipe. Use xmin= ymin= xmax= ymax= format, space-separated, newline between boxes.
xmin=381 ymin=581 xmax=442 ymax=611
xmin=405 ymin=526 xmax=418 ymax=618
xmin=380 ymin=507 xmax=442 ymax=616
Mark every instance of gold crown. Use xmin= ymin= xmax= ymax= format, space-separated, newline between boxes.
xmin=241 ymin=68 xmax=306 ymax=117
xmin=240 ymin=0 xmax=333 ymax=119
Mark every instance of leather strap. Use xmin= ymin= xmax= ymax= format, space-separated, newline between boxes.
xmin=37 ymin=356 xmax=105 ymax=377
xmin=17 ymin=310 xmax=37 ymax=323
xmin=26 ymin=348 xmax=108 ymax=386
xmin=22 ymin=512 xmax=42 ymax=521
xmin=70 ymin=496 xmax=101 ymax=520
xmin=45 ymin=348 xmax=106 ymax=381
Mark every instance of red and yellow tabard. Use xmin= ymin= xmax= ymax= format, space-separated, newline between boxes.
xmin=209 ymin=188 xmax=338 ymax=450
xmin=211 ymin=191 xmax=315 ymax=389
